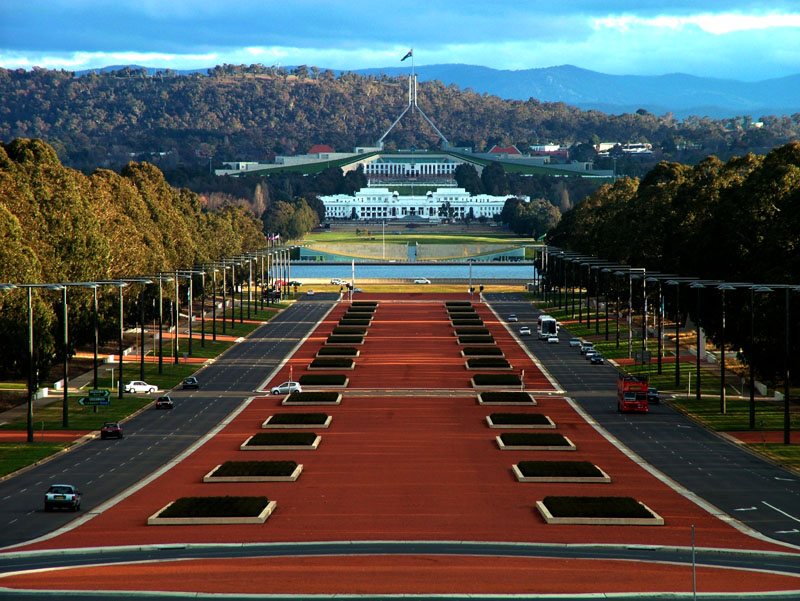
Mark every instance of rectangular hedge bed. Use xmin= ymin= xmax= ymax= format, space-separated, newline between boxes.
xmin=346 ymin=306 xmax=375 ymax=313
xmin=282 ymin=391 xmax=342 ymax=405
xmin=458 ymin=335 xmax=495 ymax=345
xmin=332 ymin=327 xmax=368 ymax=336
xmin=241 ymin=431 xmax=321 ymax=450
xmin=447 ymin=308 xmax=477 ymax=315
xmin=472 ymin=374 xmax=523 ymax=389
xmin=298 ymin=374 xmax=349 ymax=388
xmin=338 ymin=319 xmax=371 ymax=327
xmin=454 ymin=327 xmax=491 ymax=336
xmin=263 ymin=412 xmax=332 ymax=428
xmin=204 ymin=460 xmax=303 ymax=482
xmin=461 ymin=347 xmax=504 ymax=358
xmin=148 ymin=496 xmax=276 ymax=525
xmin=536 ymin=496 xmax=663 ymax=525
xmin=466 ymin=357 xmax=512 ymax=370
xmin=445 ymin=301 xmax=472 ymax=307
xmin=308 ymin=357 xmax=355 ymax=370
xmin=326 ymin=335 xmax=364 ymax=345
xmin=496 ymin=432 xmax=576 ymax=451
xmin=316 ymin=347 xmax=359 ymax=357
xmin=486 ymin=413 xmax=554 ymax=428
xmin=352 ymin=301 xmax=378 ymax=307
xmin=343 ymin=313 xmax=373 ymax=321
xmin=451 ymin=319 xmax=484 ymax=326
xmin=514 ymin=460 xmax=609 ymax=483
xmin=478 ymin=391 xmax=534 ymax=404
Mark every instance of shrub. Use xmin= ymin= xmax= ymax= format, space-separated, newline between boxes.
xmin=445 ymin=301 xmax=472 ymax=307
xmin=500 ymin=432 xmax=569 ymax=446
xmin=344 ymin=312 xmax=372 ymax=320
xmin=490 ymin=413 xmax=549 ymax=425
xmin=333 ymin=327 xmax=367 ymax=335
xmin=478 ymin=390 xmax=529 ymax=400
xmin=214 ymin=461 xmax=298 ymax=477
xmin=463 ymin=347 xmax=503 ymax=356
xmin=472 ymin=374 xmax=521 ymax=386
xmin=452 ymin=319 xmax=483 ymax=326
xmin=160 ymin=496 xmax=269 ymax=518
xmin=247 ymin=432 xmax=318 ymax=446
xmin=309 ymin=357 xmax=354 ymax=369
xmin=352 ymin=301 xmax=378 ymax=307
xmin=286 ymin=391 xmax=341 ymax=402
xmin=458 ymin=335 xmax=494 ymax=344
xmin=347 ymin=306 xmax=375 ymax=313
xmin=317 ymin=347 xmax=358 ymax=356
xmin=447 ymin=307 xmax=476 ymax=313
xmin=518 ymin=461 xmax=602 ymax=478
xmin=269 ymin=412 xmax=330 ymax=423
xmin=299 ymin=374 xmax=348 ymax=385
xmin=542 ymin=496 xmax=653 ymax=518
xmin=326 ymin=335 xmax=363 ymax=344
xmin=339 ymin=319 xmax=370 ymax=326
xmin=466 ymin=357 xmax=511 ymax=368
xmin=455 ymin=327 xmax=490 ymax=336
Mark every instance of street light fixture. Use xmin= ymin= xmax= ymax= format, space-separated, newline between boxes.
xmin=717 ymin=283 xmax=736 ymax=414
xmin=749 ymin=285 xmax=773 ymax=428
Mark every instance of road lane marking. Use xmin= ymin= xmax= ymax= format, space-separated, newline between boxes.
xmin=763 ymin=501 xmax=800 ymax=523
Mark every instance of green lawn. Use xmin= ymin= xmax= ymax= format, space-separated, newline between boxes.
xmin=304 ymin=231 xmax=531 ymax=246
xmin=0 ymin=442 xmax=72 ymax=477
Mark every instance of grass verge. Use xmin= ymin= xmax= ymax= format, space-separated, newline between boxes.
xmin=0 ymin=442 xmax=71 ymax=478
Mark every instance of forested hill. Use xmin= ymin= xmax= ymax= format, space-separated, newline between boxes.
xmin=2 ymin=65 xmax=799 ymax=172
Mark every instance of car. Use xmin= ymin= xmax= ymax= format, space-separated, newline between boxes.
xmin=44 ymin=484 xmax=81 ymax=512
xmin=413 ymin=278 xmax=431 ymax=284
xmin=579 ymin=342 xmax=595 ymax=355
xmin=353 ymin=287 xmax=363 ymax=293
xmin=547 ymin=335 xmax=559 ymax=344
xmin=330 ymin=278 xmax=346 ymax=285
xmin=519 ymin=326 xmax=531 ymax=336
xmin=590 ymin=354 xmax=605 ymax=364
xmin=507 ymin=314 xmax=518 ymax=322
xmin=648 ymin=387 xmax=660 ymax=404
xmin=123 ymin=380 xmax=157 ymax=394
xmin=271 ymin=381 xmax=302 ymax=395
xmin=569 ymin=338 xmax=582 ymax=348
xmin=307 ymin=289 xmax=315 ymax=295
xmin=584 ymin=349 xmax=599 ymax=360
xmin=155 ymin=395 xmax=173 ymax=410
xmin=182 ymin=377 xmax=199 ymax=390
xmin=100 ymin=421 xmax=124 ymax=439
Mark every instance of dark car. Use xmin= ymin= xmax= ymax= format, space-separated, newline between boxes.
xmin=182 ymin=377 xmax=199 ymax=390
xmin=100 ymin=422 xmax=123 ymax=439
xmin=155 ymin=395 xmax=173 ymax=409
xmin=590 ymin=354 xmax=605 ymax=364
xmin=648 ymin=387 xmax=660 ymax=404
xmin=44 ymin=484 xmax=81 ymax=512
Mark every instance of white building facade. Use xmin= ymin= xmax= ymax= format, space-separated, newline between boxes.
xmin=319 ymin=187 xmax=526 ymax=222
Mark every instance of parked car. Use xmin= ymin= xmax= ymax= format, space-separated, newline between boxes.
xmin=100 ymin=422 xmax=123 ymax=439
xmin=569 ymin=338 xmax=582 ymax=348
xmin=590 ymin=354 xmax=605 ymax=364
xmin=44 ymin=484 xmax=81 ymax=512
xmin=271 ymin=381 xmax=302 ymax=395
xmin=648 ymin=387 xmax=660 ymax=404
xmin=414 ymin=278 xmax=431 ymax=284
xmin=579 ymin=342 xmax=595 ymax=355
xmin=330 ymin=278 xmax=346 ymax=285
xmin=519 ymin=326 xmax=531 ymax=336
xmin=123 ymin=380 xmax=157 ymax=394
xmin=507 ymin=314 xmax=518 ymax=322
xmin=155 ymin=395 xmax=173 ymax=410
xmin=547 ymin=335 xmax=559 ymax=344
xmin=182 ymin=377 xmax=199 ymax=390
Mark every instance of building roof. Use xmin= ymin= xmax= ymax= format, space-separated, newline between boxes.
xmin=488 ymin=145 xmax=521 ymax=155
xmin=308 ymin=144 xmax=335 ymax=154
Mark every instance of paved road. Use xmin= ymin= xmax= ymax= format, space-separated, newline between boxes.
xmin=484 ymin=292 xmax=800 ymax=548
xmin=0 ymin=295 xmax=337 ymax=550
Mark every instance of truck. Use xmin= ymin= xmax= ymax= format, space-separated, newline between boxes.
xmin=617 ymin=373 xmax=649 ymax=413
xmin=537 ymin=315 xmax=559 ymax=340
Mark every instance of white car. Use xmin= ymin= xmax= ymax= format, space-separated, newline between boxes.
xmin=569 ymin=338 xmax=582 ymax=347
xmin=44 ymin=484 xmax=81 ymax=512
xmin=507 ymin=314 xmax=518 ymax=322
xmin=413 ymin=278 xmax=431 ymax=284
xmin=547 ymin=335 xmax=560 ymax=344
xmin=307 ymin=289 xmax=315 ymax=295
xmin=123 ymin=380 xmax=157 ymax=394
xmin=271 ymin=381 xmax=302 ymax=395
xmin=519 ymin=326 xmax=531 ymax=336
xmin=330 ymin=278 xmax=346 ymax=285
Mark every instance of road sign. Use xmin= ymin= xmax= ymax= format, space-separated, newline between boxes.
xmin=78 ymin=389 xmax=110 ymax=406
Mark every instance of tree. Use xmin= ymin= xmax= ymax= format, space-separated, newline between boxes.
xmin=481 ymin=162 xmax=509 ymax=195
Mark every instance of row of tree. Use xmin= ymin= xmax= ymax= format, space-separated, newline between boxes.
xmin=547 ymin=142 xmax=800 ymax=385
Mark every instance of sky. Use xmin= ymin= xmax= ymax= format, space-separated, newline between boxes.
xmin=1 ymin=1 xmax=799 ymax=81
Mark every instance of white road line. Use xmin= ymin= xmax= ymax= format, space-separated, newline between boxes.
xmin=763 ymin=501 xmax=800 ymax=523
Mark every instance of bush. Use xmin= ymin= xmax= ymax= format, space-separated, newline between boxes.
xmin=160 ymin=496 xmax=269 ymax=518
xmin=214 ymin=461 xmax=298 ymax=477
xmin=466 ymin=357 xmax=511 ymax=368
xmin=479 ymin=390 xmax=530 ymax=400
xmin=445 ymin=301 xmax=472 ymax=307
xmin=339 ymin=319 xmax=370 ymax=326
xmin=352 ymin=301 xmax=378 ymax=307
xmin=490 ymin=413 xmax=549 ymax=425
xmin=332 ymin=327 xmax=367 ymax=335
xmin=286 ymin=391 xmax=341 ymax=402
xmin=473 ymin=374 xmax=521 ymax=386
xmin=347 ymin=306 xmax=375 ymax=313
xmin=463 ymin=346 xmax=503 ymax=356
xmin=247 ymin=432 xmax=318 ymax=446
xmin=518 ymin=461 xmax=602 ymax=478
xmin=344 ymin=312 xmax=372 ymax=320
xmin=455 ymin=327 xmax=490 ymax=336
xmin=459 ymin=335 xmax=494 ymax=344
xmin=309 ymin=357 xmax=354 ymax=369
xmin=326 ymin=335 xmax=363 ymax=344
xmin=542 ymin=496 xmax=653 ymax=518
xmin=500 ymin=432 xmax=569 ymax=446
xmin=452 ymin=319 xmax=483 ymax=326
xmin=299 ymin=374 xmax=348 ymax=385
xmin=317 ymin=347 xmax=359 ymax=356
xmin=447 ymin=307 xmax=476 ymax=314
xmin=269 ymin=412 xmax=330 ymax=423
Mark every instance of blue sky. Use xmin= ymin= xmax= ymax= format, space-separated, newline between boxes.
xmin=1 ymin=1 xmax=799 ymax=81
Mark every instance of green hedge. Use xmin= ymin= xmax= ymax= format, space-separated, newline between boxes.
xmin=344 ymin=312 xmax=372 ymax=320
xmin=500 ymin=432 xmax=569 ymax=446
xmin=447 ymin=307 xmax=477 ymax=313
xmin=326 ymin=335 xmax=364 ymax=344
xmin=518 ymin=461 xmax=601 ymax=478
xmin=332 ymin=327 xmax=367 ymax=335
xmin=466 ymin=357 xmax=511 ymax=368
xmin=490 ymin=413 xmax=549 ymax=425
xmin=459 ymin=335 xmax=494 ymax=344
xmin=463 ymin=346 xmax=503 ymax=356
xmin=452 ymin=319 xmax=483 ymax=326
xmin=542 ymin=496 xmax=652 ymax=518
xmin=445 ymin=301 xmax=472 ymax=307
xmin=347 ymin=306 xmax=375 ymax=313
xmin=455 ymin=327 xmax=490 ymax=336
xmin=269 ymin=411 xmax=330 ymax=423
xmin=286 ymin=391 xmax=341 ymax=402
xmin=160 ymin=496 xmax=269 ymax=518
xmin=247 ymin=432 xmax=318 ymax=446
xmin=299 ymin=374 xmax=348 ymax=385
xmin=309 ymin=357 xmax=354 ymax=369
xmin=317 ymin=347 xmax=358 ymax=356
xmin=473 ymin=374 xmax=521 ymax=386
xmin=214 ymin=461 xmax=298 ymax=477
xmin=478 ymin=389 xmax=529 ymax=400
xmin=338 ymin=319 xmax=370 ymax=326
xmin=352 ymin=301 xmax=378 ymax=307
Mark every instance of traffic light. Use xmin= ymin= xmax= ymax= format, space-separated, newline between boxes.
xmin=479 ymin=285 xmax=484 ymax=292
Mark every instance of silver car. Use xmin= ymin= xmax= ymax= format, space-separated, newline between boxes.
xmin=271 ymin=381 xmax=302 ymax=395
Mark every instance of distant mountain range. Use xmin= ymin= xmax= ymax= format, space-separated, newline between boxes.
xmin=79 ymin=63 xmax=800 ymax=119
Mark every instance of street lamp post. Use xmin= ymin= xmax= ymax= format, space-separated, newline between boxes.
xmin=749 ymin=286 xmax=773 ymax=428
xmin=718 ymin=283 xmax=736 ymax=414
xmin=665 ymin=280 xmax=682 ymax=388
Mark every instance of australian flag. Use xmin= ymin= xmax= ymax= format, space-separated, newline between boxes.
xmin=401 ymin=49 xmax=413 ymax=62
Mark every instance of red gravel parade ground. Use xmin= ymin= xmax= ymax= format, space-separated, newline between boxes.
xmin=2 ymin=294 xmax=798 ymax=596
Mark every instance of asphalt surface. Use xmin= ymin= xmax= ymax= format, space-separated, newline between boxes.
xmin=484 ymin=292 xmax=800 ymax=547
xmin=0 ymin=294 xmax=338 ymax=550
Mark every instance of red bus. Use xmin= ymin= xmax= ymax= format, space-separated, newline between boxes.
xmin=617 ymin=373 xmax=649 ymax=413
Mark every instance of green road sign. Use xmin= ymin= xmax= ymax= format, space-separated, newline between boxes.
xmin=78 ymin=389 xmax=110 ymax=406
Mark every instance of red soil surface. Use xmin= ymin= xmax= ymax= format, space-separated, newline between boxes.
xmin=726 ymin=430 xmax=795 ymax=444
xmin=4 ymin=556 xmax=799 ymax=595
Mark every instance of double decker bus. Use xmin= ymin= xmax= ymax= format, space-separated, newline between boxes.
xmin=617 ymin=373 xmax=649 ymax=412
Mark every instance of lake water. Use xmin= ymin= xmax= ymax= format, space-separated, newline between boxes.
xmin=289 ymin=262 xmax=538 ymax=280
